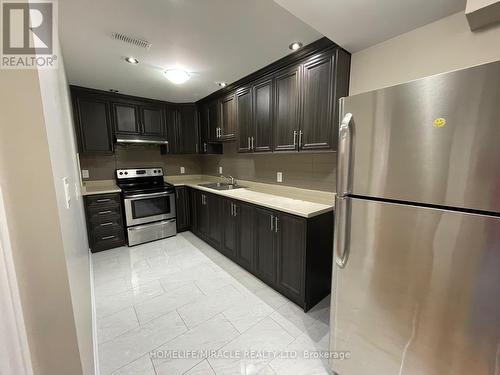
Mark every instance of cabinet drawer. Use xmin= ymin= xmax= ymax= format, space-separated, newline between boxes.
xmin=87 ymin=205 xmax=121 ymax=223
xmin=92 ymin=228 xmax=124 ymax=252
xmin=90 ymin=219 xmax=123 ymax=234
xmin=85 ymin=193 xmax=121 ymax=209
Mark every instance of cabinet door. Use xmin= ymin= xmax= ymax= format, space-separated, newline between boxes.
xmin=274 ymin=65 xmax=301 ymax=151
xmin=195 ymin=191 xmax=209 ymax=238
xmin=164 ymin=106 xmax=178 ymax=154
xmin=300 ymin=53 xmax=334 ymax=150
xmin=236 ymin=87 xmax=253 ymax=153
xmin=221 ymin=199 xmax=237 ymax=259
xmin=207 ymin=193 xmax=221 ymax=247
xmin=199 ymin=104 xmax=209 ymax=153
xmin=178 ymin=105 xmax=198 ymax=154
xmin=208 ymin=100 xmax=220 ymax=142
xmin=74 ymin=96 xmax=113 ymax=154
xmin=175 ymin=187 xmax=190 ymax=232
xmin=276 ymin=213 xmax=306 ymax=302
xmin=113 ymin=103 xmax=140 ymax=135
xmin=235 ymin=202 xmax=255 ymax=270
xmin=220 ymin=93 xmax=235 ymax=141
xmin=141 ymin=106 xmax=164 ymax=137
xmin=253 ymin=77 xmax=273 ymax=152
xmin=254 ymin=207 xmax=276 ymax=285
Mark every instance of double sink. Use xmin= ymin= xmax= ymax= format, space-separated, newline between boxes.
xmin=198 ymin=182 xmax=244 ymax=191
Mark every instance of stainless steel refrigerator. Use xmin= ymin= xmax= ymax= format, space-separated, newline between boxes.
xmin=330 ymin=61 xmax=500 ymax=375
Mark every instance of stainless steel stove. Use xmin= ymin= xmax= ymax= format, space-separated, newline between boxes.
xmin=116 ymin=167 xmax=176 ymax=246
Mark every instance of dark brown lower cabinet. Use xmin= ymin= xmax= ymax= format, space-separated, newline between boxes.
xmin=175 ymin=187 xmax=191 ymax=232
xmin=188 ymin=188 xmax=333 ymax=311
xmin=84 ymin=193 xmax=125 ymax=253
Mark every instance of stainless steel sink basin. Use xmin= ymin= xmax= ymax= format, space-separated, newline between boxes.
xmin=198 ymin=182 xmax=243 ymax=191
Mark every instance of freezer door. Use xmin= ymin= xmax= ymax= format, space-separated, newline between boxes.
xmin=330 ymin=198 xmax=500 ymax=375
xmin=340 ymin=60 xmax=500 ymax=213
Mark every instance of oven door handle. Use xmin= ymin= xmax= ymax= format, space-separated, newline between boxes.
xmin=124 ymin=191 xmax=171 ymax=199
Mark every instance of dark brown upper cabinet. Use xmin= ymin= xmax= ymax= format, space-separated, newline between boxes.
xmin=113 ymin=103 xmax=140 ymax=135
xmin=274 ymin=64 xmax=301 ymax=151
xmin=208 ymin=99 xmax=220 ymax=142
xmin=73 ymin=94 xmax=114 ymax=154
xmin=300 ymin=52 xmax=334 ymax=150
xmin=219 ymin=93 xmax=236 ymax=141
xmin=178 ymin=105 xmax=199 ymax=154
xmin=141 ymin=105 xmax=165 ymax=138
xmin=236 ymin=87 xmax=253 ymax=153
xmin=252 ymin=77 xmax=273 ymax=152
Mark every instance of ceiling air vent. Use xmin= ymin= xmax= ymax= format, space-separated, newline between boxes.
xmin=111 ymin=33 xmax=151 ymax=49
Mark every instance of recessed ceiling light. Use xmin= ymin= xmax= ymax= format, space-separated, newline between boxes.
xmin=289 ymin=41 xmax=303 ymax=51
xmin=109 ymin=89 xmax=119 ymax=93
xmin=125 ymin=56 xmax=139 ymax=64
xmin=163 ymin=69 xmax=191 ymax=84
xmin=217 ymin=82 xmax=227 ymax=88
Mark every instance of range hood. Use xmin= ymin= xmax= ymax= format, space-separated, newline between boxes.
xmin=115 ymin=135 xmax=168 ymax=145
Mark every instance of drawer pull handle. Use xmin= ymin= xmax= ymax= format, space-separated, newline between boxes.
xmin=98 ymin=210 xmax=112 ymax=215
xmin=100 ymin=222 xmax=114 ymax=226
xmin=101 ymin=235 xmax=116 ymax=240
xmin=96 ymin=199 xmax=111 ymax=203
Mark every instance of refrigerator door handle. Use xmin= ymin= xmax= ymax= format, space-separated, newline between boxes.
xmin=334 ymin=195 xmax=351 ymax=269
xmin=337 ymin=112 xmax=353 ymax=198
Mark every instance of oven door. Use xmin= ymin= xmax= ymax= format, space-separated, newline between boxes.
xmin=124 ymin=191 xmax=176 ymax=226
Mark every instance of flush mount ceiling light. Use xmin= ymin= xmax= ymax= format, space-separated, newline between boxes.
xmin=217 ymin=82 xmax=227 ymax=88
xmin=163 ymin=69 xmax=191 ymax=84
xmin=125 ymin=56 xmax=139 ymax=64
xmin=289 ymin=41 xmax=303 ymax=51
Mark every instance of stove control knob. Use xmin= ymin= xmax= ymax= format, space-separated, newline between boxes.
xmin=119 ymin=172 xmax=123 ymax=175
xmin=124 ymin=171 xmax=128 ymax=175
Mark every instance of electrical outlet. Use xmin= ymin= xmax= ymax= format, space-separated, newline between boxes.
xmin=218 ymin=166 xmax=223 ymax=174
xmin=277 ymin=172 xmax=283 ymax=183
xmin=81 ymin=169 xmax=89 ymax=179
xmin=180 ymin=167 xmax=185 ymax=174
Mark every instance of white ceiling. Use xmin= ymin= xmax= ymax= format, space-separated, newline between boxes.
xmin=59 ymin=0 xmax=322 ymax=102
xmin=273 ymin=0 xmax=467 ymax=52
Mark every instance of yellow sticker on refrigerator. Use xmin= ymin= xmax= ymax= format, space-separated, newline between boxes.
xmin=433 ymin=118 xmax=446 ymax=128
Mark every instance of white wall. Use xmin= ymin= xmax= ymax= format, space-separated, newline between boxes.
xmin=37 ymin=45 xmax=95 ymax=375
xmin=349 ymin=11 xmax=500 ymax=95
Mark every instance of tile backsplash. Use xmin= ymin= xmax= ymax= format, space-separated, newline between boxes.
xmin=79 ymin=143 xmax=336 ymax=192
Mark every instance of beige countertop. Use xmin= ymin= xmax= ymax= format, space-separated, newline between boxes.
xmin=166 ymin=175 xmax=335 ymax=218
xmin=81 ymin=180 xmax=121 ymax=196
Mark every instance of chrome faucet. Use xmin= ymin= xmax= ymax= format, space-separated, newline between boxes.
xmin=221 ymin=174 xmax=236 ymax=186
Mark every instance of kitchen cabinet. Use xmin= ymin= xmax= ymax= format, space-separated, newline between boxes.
xmin=236 ymin=87 xmax=253 ymax=153
xmin=162 ymin=105 xmax=198 ymax=154
xmin=113 ymin=100 xmax=167 ymax=140
xmin=84 ymin=193 xmax=125 ymax=252
xmin=252 ymin=77 xmax=273 ymax=152
xmin=72 ymin=94 xmax=114 ymax=154
xmin=300 ymin=52 xmax=334 ymax=150
xmin=187 ymin=188 xmax=333 ymax=311
xmin=208 ymin=100 xmax=220 ymax=142
xmin=219 ymin=93 xmax=236 ymax=141
xmin=221 ymin=199 xmax=237 ymax=259
xmin=273 ymin=64 xmax=301 ymax=151
xmin=275 ymin=212 xmax=306 ymax=302
xmin=113 ymin=103 xmax=140 ymax=135
xmin=175 ymin=187 xmax=190 ymax=232
xmin=198 ymin=104 xmax=223 ymax=155
xmin=141 ymin=105 xmax=164 ymax=138
xmin=254 ymin=207 xmax=276 ymax=285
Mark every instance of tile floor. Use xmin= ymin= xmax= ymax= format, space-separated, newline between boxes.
xmin=93 ymin=232 xmax=332 ymax=375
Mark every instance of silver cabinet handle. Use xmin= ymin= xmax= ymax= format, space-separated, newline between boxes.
xmin=293 ymin=130 xmax=297 ymax=148
xmin=97 ymin=210 xmax=112 ymax=215
xmin=274 ymin=216 xmax=278 ymax=233
xmin=175 ymin=190 xmax=179 ymax=199
xmin=251 ymin=137 xmax=254 ymax=150
xmin=248 ymin=137 xmax=251 ymax=150
xmin=233 ymin=203 xmax=237 ymax=217
xmin=334 ymin=196 xmax=351 ymax=269
xmin=298 ymin=130 xmax=303 ymax=149
xmin=270 ymin=215 xmax=274 ymax=231
xmin=96 ymin=198 xmax=111 ymax=203
xmin=337 ymin=113 xmax=353 ymax=197
xmin=204 ymin=143 xmax=207 ymax=152
xmin=166 ymin=140 xmax=170 ymax=153
xmin=101 ymin=235 xmax=116 ymax=240
xmin=100 ymin=222 xmax=114 ymax=227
